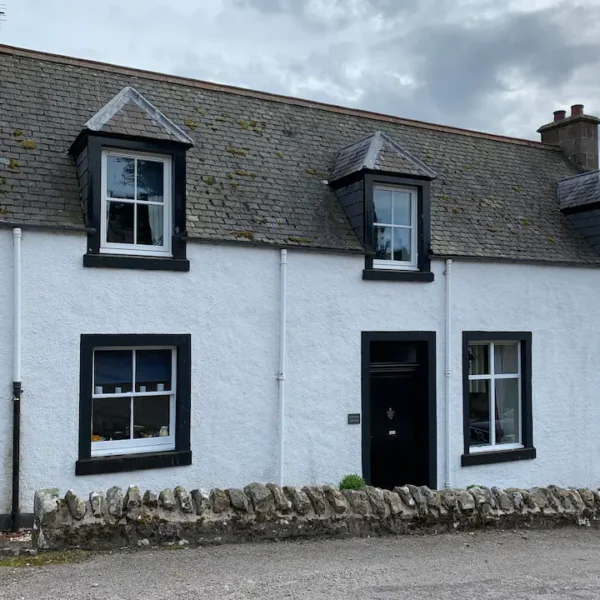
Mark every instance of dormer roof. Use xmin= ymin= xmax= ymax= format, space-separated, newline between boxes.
xmin=82 ymin=86 xmax=194 ymax=145
xmin=557 ymin=170 xmax=600 ymax=212
xmin=329 ymin=131 xmax=437 ymax=183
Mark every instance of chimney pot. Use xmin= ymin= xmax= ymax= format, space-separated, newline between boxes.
xmin=571 ymin=104 xmax=584 ymax=116
xmin=554 ymin=110 xmax=566 ymax=122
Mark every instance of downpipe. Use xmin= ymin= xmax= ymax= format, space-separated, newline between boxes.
xmin=12 ymin=228 xmax=22 ymax=531
xmin=444 ymin=259 xmax=452 ymax=489
xmin=276 ymin=249 xmax=287 ymax=487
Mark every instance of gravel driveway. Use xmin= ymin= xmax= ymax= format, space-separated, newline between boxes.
xmin=1 ymin=528 xmax=600 ymax=599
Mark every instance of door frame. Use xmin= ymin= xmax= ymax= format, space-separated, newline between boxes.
xmin=361 ymin=331 xmax=437 ymax=489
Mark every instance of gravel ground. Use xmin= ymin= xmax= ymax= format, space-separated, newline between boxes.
xmin=1 ymin=528 xmax=600 ymax=599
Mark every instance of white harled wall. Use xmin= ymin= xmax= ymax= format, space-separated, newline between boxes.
xmin=1 ymin=228 xmax=600 ymax=514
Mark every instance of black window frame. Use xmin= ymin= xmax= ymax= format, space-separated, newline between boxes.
xmin=77 ymin=133 xmax=190 ymax=272
xmin=461 ymin=331 xmax=535 ymax=467
xmin=362 ymin=174 xmax=433 ymax=282
xmin=76 ymin=333 xmax=192 ymax=475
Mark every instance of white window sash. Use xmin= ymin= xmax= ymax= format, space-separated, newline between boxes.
xmin=91 ymin=347 xmax=177 ymax=458
xmin=100 ymin=150 xmax=172 ymax=257
xmin=373 ymin=185 xmax=418 ymax=270
xmin=468 ymin=341 xmax=522 ymax=452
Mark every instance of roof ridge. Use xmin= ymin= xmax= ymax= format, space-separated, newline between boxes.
xmin=558 ymin=169 xmax=600 ymax=183
xmin=0 ymin=43 xmax=560 ymax=151
xmin=336 ymin=131 xmax=377 ymax=153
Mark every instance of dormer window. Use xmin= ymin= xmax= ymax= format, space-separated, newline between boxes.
xmin=329 ymin=131 xmax=436 ymax=282
xmin=102 ymin=151 xmax=172 ymax=257
xmin=373 ymin=185 xmax=418 ymax=270
xmin=69 ymin=86 xmax=193 ymax=272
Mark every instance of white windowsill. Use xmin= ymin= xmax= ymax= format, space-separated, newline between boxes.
xmin=92 ymin=439 xmax=175 ymax=457
xmin=100 ymin=246 xmax=172 ymax=258
xmin=469 ymin=442 xmax=523 ymax=453
xmin=373 ymin=260 xmax=419 ymax=271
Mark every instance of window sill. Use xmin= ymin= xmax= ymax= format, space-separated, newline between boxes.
xmin=461 ymin=447 xmax=536 ymax=467
xmin=363 ymin=269 xmax=434 ymax=282
xmin=76 ymin=450 xmax=192 ymax=475
xmin=83 ymin=253 xmax=190 ymax=272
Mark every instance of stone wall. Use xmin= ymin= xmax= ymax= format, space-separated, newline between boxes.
xmin=33 ymin=483 xmax=600 ymax=551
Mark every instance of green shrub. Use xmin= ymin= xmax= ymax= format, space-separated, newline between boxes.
xmin=339 ymin=474 xmax=366 ymax=491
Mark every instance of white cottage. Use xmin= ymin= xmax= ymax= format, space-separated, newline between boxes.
xmin=1 ymin=44 xmax=600 ymax=530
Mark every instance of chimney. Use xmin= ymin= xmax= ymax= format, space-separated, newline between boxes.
xmin=538 ymin=104 xmax=600 ymax=171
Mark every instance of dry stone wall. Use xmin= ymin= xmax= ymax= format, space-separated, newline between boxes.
xmin=33 ymin=483 xmax=600 ymax=551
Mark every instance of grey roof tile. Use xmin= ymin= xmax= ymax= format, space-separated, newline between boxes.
xmin=84 ymin=86 xmax=193 ymax=145
xmin=557 ymin=170 xmax=600 ymax=211
xmin=329 ymin=131 xmax=436 ymax=182
xmin=0 ymin=46 xmax=598 ymax=263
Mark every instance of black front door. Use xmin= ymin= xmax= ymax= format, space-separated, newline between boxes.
xmin=362 ymin=333 xmax=436 ymax=490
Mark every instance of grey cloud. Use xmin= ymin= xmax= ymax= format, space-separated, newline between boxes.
xmin=4 ymin=0 xmax=600 ymax=139
xmin=222 ymin=2 xmax=600 ymax=135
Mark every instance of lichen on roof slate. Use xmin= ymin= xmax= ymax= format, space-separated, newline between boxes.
xmin=0 ymin=46 xmax=599 ymax=264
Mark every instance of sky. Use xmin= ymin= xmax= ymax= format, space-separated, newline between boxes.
xmin=1 ymin=0 xmax=599 ymax=139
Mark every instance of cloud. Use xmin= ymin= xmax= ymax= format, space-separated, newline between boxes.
xmin=2 ymin=0 xmax=599 ymax=138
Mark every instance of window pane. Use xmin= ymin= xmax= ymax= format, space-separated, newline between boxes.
xmin=373 ymin=188 xmax=392 ymax=224
xmin=136 ymin=349 xmax=172 ymax=392
xmin=468 ymin=344 xmax=489 ymax=375
xmin=374 ymin=226 xmax=392 ymax=260
xmin=134 ymin=396 xmax=171 ymax=438
xmin=106 ymin=156 xmax=135 ymax=199
xmin=392 ymin=191 xmax=411 ymax=226
xmin=92 ymin=397 xmax=131 ymax=441
xmin=392 ymin=228 xmax=411 ymax=262
xmin=94 ymin=350 xmax=133 ymax=393
xmin=494 ymin=343 xmax=519 ymax=375
xmin=137 ymin=204 xmax=164 ymax=246
xmin=137 ymin=160 xmax=164 ymax=202
xmin=106 ymin=201 xmax=134 ymax=244
xmin=495 ymin=378 xmax=520 ymax=444
xmin=469 ymin=379 xmax=490 ymax=446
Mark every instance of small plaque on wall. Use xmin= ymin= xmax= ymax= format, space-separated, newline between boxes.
xmin=347 ymin=413 xmax=361 ymax=425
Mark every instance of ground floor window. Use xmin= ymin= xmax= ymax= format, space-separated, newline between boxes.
xmin=92 ymin=348 xmax=176 ymax=456
xmin=461 ymin=332 xmax=535 ymax=466
xmin=77 ymin=334 xmax=191 ymax=475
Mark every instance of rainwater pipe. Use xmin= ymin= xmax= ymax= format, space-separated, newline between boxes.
xmin=11 ymin=228 xmax=22 ymax=531
xmin=276 ymin=249 xmax=287 ymax=487
xmin=444 ymin=259 xmax=452 ymax=489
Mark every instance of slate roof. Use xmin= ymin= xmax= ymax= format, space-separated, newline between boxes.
xmin=0 ymin=44 xmax=599 ymax=264
xmin=82 ymin=86 xmax=194 ymax=145
xmin=329 ymin=131 xmax=436 ymax=182
xmin=557 ymin=170 xmax=600 ymax=211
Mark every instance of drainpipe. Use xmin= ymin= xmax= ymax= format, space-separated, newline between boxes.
xmin=444 ymin=259 xmax=452 ymax=489
xmin=276 ymin=249 xmax=287 ymax=487
xmin=11 ymin=228 xmax=22 ymax=531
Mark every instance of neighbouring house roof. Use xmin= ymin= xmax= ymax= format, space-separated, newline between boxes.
xmin=0 ymin=44 xmax=599 ymax=264
xmin=557 ymin=170 xmax=600 ymax=212
xmin=329 ymin=131 xmax=437 ymax=183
